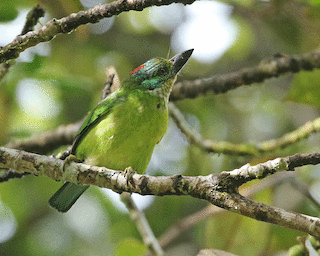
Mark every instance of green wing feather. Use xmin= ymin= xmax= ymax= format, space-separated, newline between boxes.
xmin=49 ymin=90 xmax=126 ymax=212
xmin=71 ymin=91 xmax=125 ymax=155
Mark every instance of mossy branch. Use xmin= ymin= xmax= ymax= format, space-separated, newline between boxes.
xmin=169 ymin=103 xmax=320 ymax=156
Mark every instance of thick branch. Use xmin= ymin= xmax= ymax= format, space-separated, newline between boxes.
xmin=158 ymin=172 xmax=295 ymax=248
xmin=170 ymin=51 xmax=320 ymax=101
xmin=1 ymin=146 xmax=320 ymax=236
xmin=210 ymin=192 xmax=320 ymax=236
xmin=0 ymin=0 xmax=194 ymax=64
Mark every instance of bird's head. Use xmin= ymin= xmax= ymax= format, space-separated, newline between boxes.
xmin=124 ymin=49 xmax=193 ymax=96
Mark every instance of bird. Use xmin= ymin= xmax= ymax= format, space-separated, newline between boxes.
xmin=49 ymin=49 xmax=194 ymax=212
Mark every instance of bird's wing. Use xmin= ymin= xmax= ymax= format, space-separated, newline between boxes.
xmin=71 ymin=91 xmax=125 ymax=154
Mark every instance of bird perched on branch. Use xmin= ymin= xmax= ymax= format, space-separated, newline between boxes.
xmin=49 ymin=49 xmax=194 ymax=212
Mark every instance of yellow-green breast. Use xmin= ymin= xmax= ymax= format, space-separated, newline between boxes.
xmin=75 ymin=89 xmax=168 ymax=173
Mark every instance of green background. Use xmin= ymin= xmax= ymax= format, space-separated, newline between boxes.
xmin=1 ymin=0 xmax=320 ymax=255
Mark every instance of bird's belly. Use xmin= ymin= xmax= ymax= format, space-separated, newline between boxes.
xmin=75 ymin=105 xmax=168 ymax=173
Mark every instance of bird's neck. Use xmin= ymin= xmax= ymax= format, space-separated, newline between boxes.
xmin=121 ymin=76 xmax=177 ymax=107
xmin=152 ymin=76 xmax=176 ymax=102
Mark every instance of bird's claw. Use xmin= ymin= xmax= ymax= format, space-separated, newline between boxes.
xmin=65 ymin=154 xmax=81 ymax=164
xmin=62 ymin=154 xmax=82 ymax=173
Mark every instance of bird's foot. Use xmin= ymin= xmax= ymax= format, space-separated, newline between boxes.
xmin=124 ymin=167 xmax=136 ymax=188
xmin=64 ymin=154 xmax=82 ymax=164
xmin=54 ymin=146 xmax=73 ymax=160
xmin=62 ymin=154 xmax=82 ymax=174
xmin=55 ymin=150 xmax=71 ymax=160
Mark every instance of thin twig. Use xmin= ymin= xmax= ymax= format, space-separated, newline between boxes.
xmin=5 ymin=122 xmax=80 ymax=154
xmin=169 ymin=102 xmax=260 ymax=156
xmin=120 ymin=192 xmax=163 ymax=256
xmin=260 ymin=118 xmax=320 ymax=152
xmin=169 ymin=103 xmax=320 ymax=156
xmin=101 ymin=66 xmax=120 ymax=101
xmin=0 ymin=5 xmax=45 ymax=82
xmin=170 ymin=51 xmax=320 ymax=101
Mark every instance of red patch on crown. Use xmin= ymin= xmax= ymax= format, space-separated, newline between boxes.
xmin=130 ymin=64 xmax=146 ymax=74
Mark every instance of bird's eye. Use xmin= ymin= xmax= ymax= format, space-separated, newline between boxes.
xmin=158 ymin=68 xmax=167 ymax=76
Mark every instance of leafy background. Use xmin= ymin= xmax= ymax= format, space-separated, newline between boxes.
xmin=1 ymin=0 xmax=320 ymax=255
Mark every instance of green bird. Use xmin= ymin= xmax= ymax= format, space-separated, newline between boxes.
xmin=49 ymin=49 xmax=193 ymax=212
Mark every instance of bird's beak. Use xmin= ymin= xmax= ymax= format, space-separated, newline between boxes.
xmin=170 ymin=49 xmax=194 ymax=75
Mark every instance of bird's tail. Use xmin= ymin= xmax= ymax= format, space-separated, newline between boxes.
xmin=49 ymin=182 xmax=89 ymax=212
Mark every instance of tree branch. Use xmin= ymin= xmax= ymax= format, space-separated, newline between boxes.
xmin=169 ymin=103 xmax=320 ymax=156
xmin=0 ymin=169 xmax=30 ymax=182
xmin=1 ymin=146 xmax=320 ymax=236
xmin=158 ymin=172 xmax=295 ymax=249
xmin=284 ymin=152 xmax=320 ymax=170
xmin=5 ymin=122 xmax=80 ymax=154
xmin=0 ymin=0 xmax=195 ymax=64
xmin=101 ymin=66 xmax=121 ymax=100
xmin=0 ymin=5 xmax=45 ymax=82
xmin=169 ymin=102 xmax=260 ymax=156
xmin=170 ymin=51 xmax=320 ymax=101
xmin=121 ymin=192 xmax=164 ymax=256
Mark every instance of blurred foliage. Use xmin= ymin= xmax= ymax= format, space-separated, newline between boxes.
xmin=1 ymin=0 xmax=320 ymax=255
xmin=288 ymin=70 xmax=320 ymax=106
xmin=0 ymin=2 xmax=18 ymax=22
